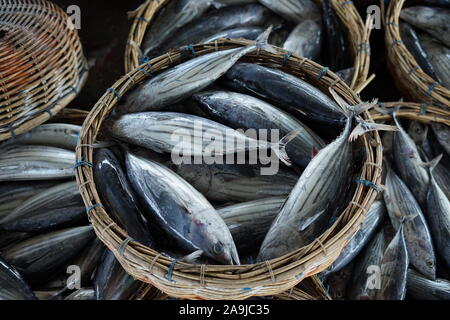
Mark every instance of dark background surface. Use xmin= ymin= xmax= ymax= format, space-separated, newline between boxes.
xmin=51 ymin=0 xmax=402 ymax=111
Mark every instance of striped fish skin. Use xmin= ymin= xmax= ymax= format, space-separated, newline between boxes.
xmin=0 ymin=257 xmax=36 ymax=300
xmin=0 ymin=145 xmax=75 ymax=181
xmin=407 ymin=268 xmax=450 ymax=300
xmin=392 ymin=115 xmax=429 ymax=206
xmin=258 ymin=0 xmax=320 ymax=24
xmin=109 ymin=112 xmax=283 ymax=161
xmin=400 ymin=6 xmax=450 ymax=47
xmin=426 ymin=165 xmax=450 ymax=268
xmin=201 ymin=26 xmax=264 ymax=43
xmin=257 ymin=115 xmax=353 ymax=261
xmin=65 ymin=288 xmax=95 ymax=300
xmin=431 ymin=123 xmax=450 ymax=156
xmin=94 ymin=250 xmax=141 ymax=301
xmin=384 ymin=167 xmax=436 ymax=280
xmin=121 ymin=43 xmax=264 ymax=114
xmin=419 ymin=33 xmax=450 ymax=89
xmin=217 ymin=197 xmax=285 ymax=253
xmin=151 ymin=4 xmax=272 ymax=56
xmin=224 ymin=63 xmax=345 ymax=126
xmin=93 ymin=148 xmax=154 ymax=247
xmin=283 ymin=20 xmax=322 ymax=61
xmin=399 ymin=22 xmax=440 ymax=81
xmin=192 ymin=90 xmax=325 ymax=168
xmin=169 ymin=162 xmax=298 ymax=203
xmin=141 ymin=0 xmax=213 ymax=56
xmin=0 ymin=181 xmax=84 ymax=231
xmin=0 ymin=123 xmax=80 ymax=150
xmin=347 ymin=227 xmax=391 ymax=300
xmin=376 ymin=225 xmax=409 ymax=300
xmin=327 ymin=200 xmax=386 ymax=274
xmin=126 ymin=153 xmax=240 ymax=265
xmin=2 ymin=226 xmax=94 ymax=284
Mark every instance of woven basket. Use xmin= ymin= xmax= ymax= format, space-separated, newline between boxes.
xmin=0 ymin=0 xmax=88 ymax=142
xmin=75 ymin=39 xmax=382 ymax=300
xmin=125 ymin=0 xmax=372 ymax=92
xmin=385 ymin=0 xmax=450 ymax=108
xmin=370 ymin=102 xmax=450 ymax=126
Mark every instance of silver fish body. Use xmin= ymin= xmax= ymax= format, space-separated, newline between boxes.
xmin=376 ymin=225 xmax=409 ymax=300
xmin=283 ymin=20 xmax=322 ymax=61
xmin=257 ymin=116 xmax=353 ymax=261
xmin=407 ymin=268 xmax=450 ymax=300
xmin=202 ymin=26 xmax=264 ymax=43
xmin=431 ymin=123 xmax=450 ymax=156
xmin=327 ymin=200 xmax=386 ymax=274
xmin=418 ymin=33 xmax=450 ymax=89
xmin=141 ymin=0 xmax=213 ymax=56
xmin=400 ymin=6 xmax=450 ymax=47
xmin=65 ymin=288 xmax=95 ymax=300
xmin=0 ymin=257 xmax=36 ymax=300
xmin=71 ymin=238 xmax=105 ymax=287
xmin=217 ymin=197 xmax=285 ymax=253
xmin=0 ymin=145 xmax=75 ymax=181
xmin=384 ymin=167 xmax=436 ymax=279
xmin=192 ymin=90 xmax=325 ymax=168
xmin=125 ymin=153 xmax=240 ymax=265
xmin=257 ymin=0 xmax=320 ymax=24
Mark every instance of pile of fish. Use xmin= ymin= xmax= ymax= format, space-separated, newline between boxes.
xmin=317 ymin=117 xmax=450 ymax=300
xmin=399 ymin=5 xmax=450 ymax=88
xmin=138 ymin=0 xmax=354 ymax=80
xmin=0 ymin=123 xmax=146 ymax=300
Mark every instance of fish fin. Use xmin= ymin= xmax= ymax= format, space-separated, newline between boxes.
xmin=349 ymin=121 xmax=398 ymax=142
xmin=180 ymin=250 xmax=204 ymax=263
xmin=419 ymin=154 xmax=443 ymax=172
xmin=299 ymin=209 xmax=326 ymax=232
xmin=271 ymin=130 xmax=300 ymax=166
xmin=129 ymin=40 xmax=144 ymax=60
xmin=329 ymin=88 xmax=378 ymax=117
xmin=254 ymin=26 xmax=277 ymax=54
xmin=211 ymin=1 xmax=226 ymax=9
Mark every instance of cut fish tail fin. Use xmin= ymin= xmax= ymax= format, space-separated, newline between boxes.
xmin=419 ymin=154 xmax=443 ymax=173
xmin=180 ymin=250 xmax=204 ymax=264
xmin=254 ymin=26 xmax=277 ymax=54
xmin=329 ymin=88 xmax=377 ymax=118
xmin=271 ymin=129 xmax=301 ymax=166
xmin=349 ymin=121 xmax=398 ymax=142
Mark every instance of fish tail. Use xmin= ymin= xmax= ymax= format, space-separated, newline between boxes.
xmin=271 ymin=130 xmax=299 ymax=166
xmin=349 ymin=121 xmax=398 ymax=142
xmin=254 ymin=26 xmax=277 ymax=54
xmin=180 ymin=250 xmax=204 ymax=263
xmin=328 ymin=88 xmax=377 ymax=118
xmin=419 ymin=154 xmax=443 ymax=173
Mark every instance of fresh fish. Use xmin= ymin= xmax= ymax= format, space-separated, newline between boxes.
xmin=327 ymin=200 xmax=386 ymax=274
xmin=217 ymin=197 xmax=285 ymax=253
xmin=192 ymin=90 xmax=325 ymax=168
xmin=376 ymin=225 xmax=409 ymax=300
xmin=218 ymin=0 xmax=257 ymax=5
xmin=426 ymin=157 xmax=450 ymax=268
xmin=384 ymin=166 xmax=436 ymax=279
xmin=168 ymin=162 xmax=298 ymax=203
xmin=347 ymin=227 xmax=391 ymax=300
xmin=418 ymin=33 xmax=450 ymax=89
xmin=152 ymin=4 xmax=272 ymax=56
xmin=120 ymin=28 xmax=273 ymax=114
xmin=321 ymin=0 xmax=349 ymax=70
xmin=141 ymin=0 xmax=213 ymax=56
xmin=109 ymin=112 xmax=295 ymax=166
xmin=0 ymin=181 xmax=86 ymax=233
xmin=257 ymin=91 xmax=391 ymax=261
xmin=407 ymin=268 xmax=450 ymax=300
xmin=126 ymin=153 xmax=240 ymax=265
xmin=202 ymin=26 xmax=264 ymax=43
xmin=392 ymin=114 xmax=429 ymax=206
xmin=335 ymin=67 xmax=355 ymax=86
xmin=0 ymin=145 xmax=75 ymax=181
xmin=420 ymin=0 xmax=450 ymax=8
xmin=2 ymin=226 xmax=94 ymax=282
xmin=0 ymin=181 xmax=57 ymax=218
xmin=0 ymin=232 xmax=30 ymax=251
xmin=257 ymin=0 xmax=320 ymax=24
xmin=431 ymin=123 xmax=450 ymax=156
xmin=94 ymin=250 xmax=141 ymax=300
xmin=224 ymin=63 xmax=345 ymax=125
xmin=400 ymin=6 xmax=450 ymax=47
xmin=71 ymin=239 xmax=105 ymax=287
xmin=0 ymin=123 xmax=80 ymax=150
xmin=408 ymin=120 xmax=429 ymax=146
xmin=283 ymin=20 xmax=322 ymax=61
xmin=33 ymin=289 xmax=64 ymax=300
xmin=0 ymin=256 xmax=36 ymax=300
xmin=93 ymin=148 xmax=154 ymax=247
xmin=399 ymin=23 xmax=440 ymax=81
xmin=65 ymin=288 xmax=95 ymax=300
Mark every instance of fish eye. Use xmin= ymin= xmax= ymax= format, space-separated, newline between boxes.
xmin=212 ymin=241 xmax=224 ymax=255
